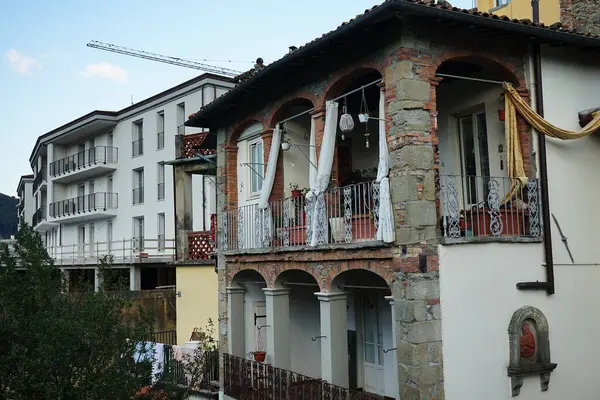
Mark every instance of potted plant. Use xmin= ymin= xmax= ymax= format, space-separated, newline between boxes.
xmin=253 ymin=351 xmax=266 ymax=362
xmin=289 ymin=182 xmax=302 ymax=197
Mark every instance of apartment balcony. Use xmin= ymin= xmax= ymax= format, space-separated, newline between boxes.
xmin=49 ymin=146 xmax=118 ymax=184
xmin=48 ymin=192 xmax=118 ymax=223
xmin=222 ymin=180 xmax=380 ymax=252
xmin=31 ymin=206 xmax=53 ymax=231
xmin=47 ymin=237 xmax=175 ymax=266
xmin=33 ymin=168 xmax=47 ymax=194
xmin=438 ymin=174 xmax=542 ymax=244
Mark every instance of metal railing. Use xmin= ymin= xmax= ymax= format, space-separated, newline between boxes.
xmin=157 ymin=182 xmax=165 ymax=200
xmin=49 ymin=192 xmax=118 ymax=218
xmin=150 ymin=329 xmax=176 ymax=345
xmin=223 ymin=353 xmax=379 ymax=400
xmin=157 ymin=131 xmax=165 ymax=150
xmin=49 ymin=146 xmax=118 ymax=176
xmin=439 ymin=174 xmax=541 ymax=239
xmin=33 ymin=168 xmax=47 ymax=192
xmin=32 ymin=206 xmax=47 ymax=227
xmin=222 ymin=180 xmax=379 ymax=251
xmin=133 ymin=187 xmax=144 ymax=204
xmin=162 ymin=347 xmax=219 ymax=389
xmin=132 ymin=138 xmax=144 ymax=157
xmin=46 ymin=237 xmax=176 ymax=265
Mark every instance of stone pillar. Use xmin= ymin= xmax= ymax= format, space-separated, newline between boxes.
xmin=224 ymin=145 xmax=239 ymax=208
xmin=263 ymin=288 xmax=290 ymax=369
xmin=385 ymin=296 xmax=400 ymax=400
xmin=94 ymin=267 xmax=103 ymax=292
xmin=316 ymin=292 xmax=348 ymax=387
xmin=129 ymin=266 xmax=141 ymax=291
xmin=174 ymin=167 xmax=193 ymax=260
xmin=385 ymin=55 xmax=444 ymax=400
xmin=227 ymin=287 xmax=245 ymax=357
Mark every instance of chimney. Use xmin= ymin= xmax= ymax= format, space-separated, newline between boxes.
xmin=289 ymin=46 xmax=298 ymax=53
xmin=559 ymin=0 xmax=600 ymax=36
xmin=254 ymin=58 xmax=265 ymax=70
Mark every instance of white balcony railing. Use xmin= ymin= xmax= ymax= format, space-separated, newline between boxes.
xmin=439 ymin=174 xmax=541 ymax=240
xmin=47 ymin=237 xmax=175 ymax=266
xmin=222 ymin=180 xmax=380 ymax=251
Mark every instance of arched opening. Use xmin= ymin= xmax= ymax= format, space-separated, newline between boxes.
xmin=274 ymin=269 xmax=321 ymax=378
xmin=230 ymin=269 xmax=268 ymax=361
xmin=436 ymin=56 xmax=530 ymax=239
xmin=330 ymin=269 xmax=396 ymax=398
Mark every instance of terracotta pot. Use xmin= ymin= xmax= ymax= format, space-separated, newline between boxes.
xmin=498 ymin=109 xmax=506 ymax=121
xmin=253 ymin=351 xmax=266 ymax=362
xmin=291 ymin=190 xmax=302 ymax=197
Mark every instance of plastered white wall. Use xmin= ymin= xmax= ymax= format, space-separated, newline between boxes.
xmin=289 ymin=286 xmax=321 ymax=379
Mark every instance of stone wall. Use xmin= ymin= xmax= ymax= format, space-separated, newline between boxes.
xmin=214 ymin=20 xmax=532 ymax=400
xmin=559 ymin=0 xmax=600 ymax=36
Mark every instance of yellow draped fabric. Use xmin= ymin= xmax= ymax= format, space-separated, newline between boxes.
xmin=502 ymin=82 xmax=600 ymax=203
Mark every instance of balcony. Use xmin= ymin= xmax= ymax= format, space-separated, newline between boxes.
xmin=223 ymin=354 xmax=380 ymax=400
xmin=132 ymin=138 xmax=144 ymax=157
xmin=49 ymin=146 xmax=118 ymax=184
xmin=439 ymin=174 xmax=542 ymax=243
xmin=32 ymin=206 xmax=47 ymax=228
xmin=222 ymin=180 xmax=380 ymax=252
xmin=49 ymin=192 xmax=118 ymax=223
xmin=33 ymin=168 xmax=47 ymax=193
xmin=47 ymin=237 xmax=175 ymax=266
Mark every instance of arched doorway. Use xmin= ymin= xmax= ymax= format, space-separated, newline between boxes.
xmin=330 ymin=269 xmax=396 ymax=398
xmin=229 ymin=269 xmax=268 ymax=361
xmin=436 ymin=57 xmax=529 ymax=238
xmin=274 ymin=269 xmax=321 ymax=378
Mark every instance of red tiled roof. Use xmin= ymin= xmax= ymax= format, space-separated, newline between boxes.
xmin=186 ymin=0 xmax=600 ymax=125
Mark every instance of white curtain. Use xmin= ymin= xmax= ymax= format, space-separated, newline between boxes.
xmin=257 ymin=125 xmax=281 ymax=246
xmin=308 ymin=101 xmax=339 ymax=246
xmin=376 ymin=88 xmax=395 ymax=243
xmin=309 ymin=117 xmax=317 ymax=190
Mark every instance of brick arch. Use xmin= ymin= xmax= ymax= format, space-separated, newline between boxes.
xmin=228 ymin=265 xmax=273 ymax=287
xmin=432 ymin=50 xmax=525 ymax=87
xmin=227 ymin=118 xmax=267 ymax=147
xmin=324 ymin=261 xmax=394 ymax=293
xmin=323 ymin=62 xmax=385 ymax=100
xmin=273 ymin=267 xmax=321 ymax=289
xmin=266 ymin=94 xmax=318 ymax=129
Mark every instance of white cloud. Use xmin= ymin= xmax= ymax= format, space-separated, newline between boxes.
xmin=5 ymin=49 xmax=41 ymax=75
xmin=81 ymin=62 xmax=129 ymax=84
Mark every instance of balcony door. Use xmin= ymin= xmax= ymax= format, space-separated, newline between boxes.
xmin=77 ymin=225 xmax=85 ymax=257
xmin=362 ymin=293 xmax=385 ymax=396
xmin=458 ymin=112 xmax=490 ymax=207
xmin=77 ymin=184 xmax=85 ymax=212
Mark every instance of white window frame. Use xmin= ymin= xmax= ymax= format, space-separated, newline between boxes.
xmin=248 ymin=138 xmax=264 ymax=197
xmin=157 ymin=163 xmax=165 ymax=201
xmin=157 ymin=111 xmax=165 ymax=150
xmin=132 ymin=119 xmax=144 ymax=157
xmin=177 ymin=103 xmax=185 ymax=135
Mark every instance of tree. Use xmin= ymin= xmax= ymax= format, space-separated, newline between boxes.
xmin=0 ymin=220 xmax=156 ymax=399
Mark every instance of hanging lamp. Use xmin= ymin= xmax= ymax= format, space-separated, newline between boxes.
xmin=339 ymin=98 xmax=354 ymax=140
xmin=359 ymin=88 xmax=370 ymax=148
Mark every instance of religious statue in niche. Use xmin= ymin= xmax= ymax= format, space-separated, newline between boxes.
xmin=507 ymin=306 xmax=557 ymax=397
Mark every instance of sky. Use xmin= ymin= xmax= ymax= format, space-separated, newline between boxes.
xmin=0 ymin=0 xmax=473 ymax=197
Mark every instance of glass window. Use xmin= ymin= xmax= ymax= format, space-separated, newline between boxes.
xmin=249 ymin=140 xmax=264 ymax=195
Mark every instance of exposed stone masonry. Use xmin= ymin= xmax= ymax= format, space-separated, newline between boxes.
xmin=560 ymin=0 xmax=600 ymax=36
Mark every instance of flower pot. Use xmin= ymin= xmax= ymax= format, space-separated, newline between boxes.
xmin=253 ymin=351 xmax=266 ymax=362
xmin=498 ymin=109 xmax=506 ymax=121
xmin=291 ymin=190 xmax=302 ymax=197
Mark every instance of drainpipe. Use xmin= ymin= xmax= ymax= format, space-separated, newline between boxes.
xmin=516 ymin=0 xmax=555 ymax=295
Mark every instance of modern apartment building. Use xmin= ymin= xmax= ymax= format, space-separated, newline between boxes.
xmin=16 ymin=174 xmax=35 ymax=227
xmin=25 ymin=73 xmax=233 ymax=291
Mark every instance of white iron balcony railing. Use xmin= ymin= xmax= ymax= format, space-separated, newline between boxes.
xmin=439 ymin=174 xmax=541 ymax=240
xmin=46 ymin=237 xmax=175 ymax=266
xmin=222 ymin=180 xmax=380 ymax=251
xmin=49 ymin=192 xmax=118 ymax=218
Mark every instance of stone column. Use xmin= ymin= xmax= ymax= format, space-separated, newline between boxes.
xmin=385 ymin=296 xmax=400 ymax=400
xmin=129 ymin=266 xmax=141 ymax=291
xmin=174 ymin=167 xmax=193 ymax=260
xmin=227 ymin=287 xmax=245 ymax=357
xmin=263 ymin=288 xmax=290 ymax=369
xmin=94 ymin=267 xmax=103 ymax=292
xmin=316 ymin=292 xmax=348 ymax=387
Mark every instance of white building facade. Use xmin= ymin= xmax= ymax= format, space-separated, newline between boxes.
xmin=25 ymin=73 xmax=233 ymax=291
xmin=16 ymin=174 xmax=35 ymax=228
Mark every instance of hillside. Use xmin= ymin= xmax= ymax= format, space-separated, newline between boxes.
xmin=0 ymin=193 xmax=18 ymax=239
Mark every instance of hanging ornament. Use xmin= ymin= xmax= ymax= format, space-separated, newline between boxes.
xmin=339 ymin=98 xmax=353 ymax=140
xmin=365 ymin=131 xmax=370 ymax=148
xmin=359 ymin=88 xmax=371 ymax=148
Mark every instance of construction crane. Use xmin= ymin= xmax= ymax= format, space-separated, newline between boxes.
xmin=87 ymin=40 xmax=243 ymax=78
